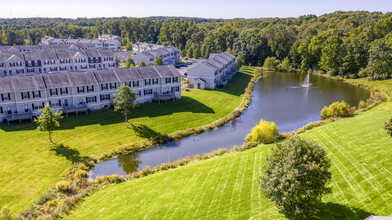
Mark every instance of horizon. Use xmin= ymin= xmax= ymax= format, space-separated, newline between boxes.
xmin=1 ymin=0 xmax=392 ymax=19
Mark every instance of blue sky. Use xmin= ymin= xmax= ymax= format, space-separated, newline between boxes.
xmin=1 ymin=0 xmax=392 ymax=19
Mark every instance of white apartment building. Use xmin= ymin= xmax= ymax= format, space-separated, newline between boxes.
xmin=0 ymin=49 xmax=116 ymax=77
xmin=40 ymin=36 xmax=122 ymax=52
xmin=187 ymin=52 xmax=237 ymax=89
xmin=0 ymin=65 xmax=181 ymax=124
xmin=133 ymin=45 xmax=181 ymax=66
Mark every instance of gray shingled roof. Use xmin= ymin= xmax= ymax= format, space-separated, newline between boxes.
xmin=93 ymin=70 xmax=120 ymax=83
xmin=136 ymin=66 xmax=161 ymax=79
xmin=114 ymin=68 xmax=143 ymax=81
xmin=66 ymin=71 xmax=98 ymax=86
xmin=12 ymin=75 xmax=46 ymax=92
xmin=0 ymin=77 xmax=14 ymax=93
xmin=42 ymin=73 xmax=72 ymax=88
xmin=153 ymin=65 xmax=180 ymax=77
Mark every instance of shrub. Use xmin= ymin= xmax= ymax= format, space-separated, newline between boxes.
xmin=263 ymin=57 xmax=280 ymax=71
xmin=321 ymin=101 xmax=350 ymax=119
xmin=0 ymin=206 xmax=13 ymax=220
xmin=95 ymin=174 xmax=124 ymax=184
xmin=245 ymin=119 xmax=278 ymax=144
xmin=73 ymin=170 xmax=88 ymax=179
xmin=358 ymin=101 xmax=367 ymax=109
xmin=55 ymin=180 xmax=72 ymax=193
xmin=260 ymin=136 xmax=332 ymax=218
xmin=385 ymin=116 xmax=392 ymax=136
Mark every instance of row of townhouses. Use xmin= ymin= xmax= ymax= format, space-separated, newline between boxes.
xmin=132 ymin=42 xmax=163 ymax=53
xmin=132 ymin=44 xmax=181 ymax=66
xmin=0 ymin=49 xmax=116 ymax=77
xmin=0 ymin=44 xmax=97 ymax=53
xmin=0 ymin=65 xmax=181 ymax=123
xmin=187 ymin=52 xmax=237 ymax=89
xmin=40 ymin=36 xmax=122 ymax=51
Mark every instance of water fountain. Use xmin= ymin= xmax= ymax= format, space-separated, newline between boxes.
xmin=302 ymin=73 xmax=311 ymax=88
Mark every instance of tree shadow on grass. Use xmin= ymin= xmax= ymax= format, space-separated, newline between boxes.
xmin=281 ymin=202 xmax=371 ymax=220
xmin=128 ymin=123 xmax=162 ymax=139
xmin=50 ymin=144 xmax=88 ymax=163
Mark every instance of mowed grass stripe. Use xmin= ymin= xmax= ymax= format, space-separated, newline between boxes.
xmin=66 ymin=89 xmax=392 ymax=219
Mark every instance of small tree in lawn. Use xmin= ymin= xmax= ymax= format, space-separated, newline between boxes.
xmin=139 ymin=61 xmax=146 ymax=67
xmin=113 ymin=84 xmax=137 ymax=123
xmin=153 ymin=57 xmax=163 ymax=66
xmin=35 ymin=104 xmax=63 ymax=143
xmin=260 ymin=136 xmax=332 ymax=218
xmin=126 ymin=57 xmax=135 ymax=68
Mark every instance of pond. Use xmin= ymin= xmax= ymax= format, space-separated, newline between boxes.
xmin=90 ymin=71 xmax=370 ymax=179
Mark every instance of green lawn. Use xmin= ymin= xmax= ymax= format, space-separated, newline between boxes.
xmin=66 ymin=88 xmax=392 ymax=219
xmin=0 ymin=67 xmax=254 ymax=215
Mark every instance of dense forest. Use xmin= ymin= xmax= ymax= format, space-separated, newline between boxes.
xmin=1 ymin=11 xmax=392 ymax=79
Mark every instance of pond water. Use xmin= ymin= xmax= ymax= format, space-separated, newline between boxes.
xmin=90 ymin=71 xmax=369 ymax=179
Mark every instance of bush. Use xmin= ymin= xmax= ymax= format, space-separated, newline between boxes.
xmin=385 ymin=116 xmax=392 ymax=136
xmin=321 ymin=101 xmax=350 ymax=119
xmin=260 ymin=136 xmax=332 ymax=218
xmin=245 ymin=119 xmax=278 ymax=144
xmin=358 ymin=101 xmax=367 ymax=109
xmin=55 ymin=180 xmax=72 ymax=193
xmin=263 ymin=57 xmax=280 ymax=71
xmin=0 ymin=206 xmax=13 ymax=220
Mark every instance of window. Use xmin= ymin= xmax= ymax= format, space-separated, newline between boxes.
xmin=173 ymin=77 xmax=179 ymax=83
xmin=144 ymin=89 xmax=152 ymax=95
xmin=77 ymin=86 xmax=85 ymax=93
xmin=86 ymin=96 xmax=97 ymax=103
xmin=24 ymin=104 xmax=29 ymax=113
xmin=136 ymin=91 xmax=142 ymax=97
xmin=0 ymin=106 xmax=2 ymax=114
xmin=101 ymin=83 xmax=109 ymax=90
xmin=165 ymin=78 xmax=172 ymax=84
xmin=50 ymin=88 xmax=58 ymax=96
xmin=110 ymin=83 xmax=117 ymax=89
xmin=1 ymin=93 xmax=11 ymax=101
xmin=7 ymin=106 xmax=12 ymax=114
xmin=171 ymin=86 xmax=180 ymax=92
xmin=144 ymin=79 xmax=151 ymax=85
xmin=152 ymin=78 xmax=159 ymax=85
xmin=60 ymin=88 xmax=68 ymax=95
xmin=100 ymin=94 xmax=111 ymax=101
xmin=21 ymin=92 xmax=30 ymax=99
xmin=87 ymin=85 xmax=94 ymax=92
xmin=33 ymin=91 xmax=41 ymax=98
xmin=133 ymin=81 xmax=139 ymax=87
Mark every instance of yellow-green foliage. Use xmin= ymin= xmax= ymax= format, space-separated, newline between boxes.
xmin=245 ymin=119 xmax=278 ymax=144
xmin=321 ymin=101 xmax=350 ymax=119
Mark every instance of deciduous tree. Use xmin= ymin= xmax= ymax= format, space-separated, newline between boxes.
xmin=113 ymin=84 xmax=137 ymax=122
xmin=35 ymin=104 xmax=63 ymax=143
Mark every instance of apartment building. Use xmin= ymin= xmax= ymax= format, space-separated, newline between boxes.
xmin=133 ymin=45 xmax=181 ymax=66
xmin=40 ymin=36 xmax=122 ymax=51
xmin=0 ymin=65 xmax=181 ymax=123
xmin=0 ymin=49 xmax=116 ymax=77
xmin=187 ymin=52 xmax=237 ymax=89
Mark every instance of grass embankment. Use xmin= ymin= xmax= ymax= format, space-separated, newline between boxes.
xmin=0 ymin=67 xmax=255 ymax=215
xmin=66 ymin=79 xmax=392 ymax=219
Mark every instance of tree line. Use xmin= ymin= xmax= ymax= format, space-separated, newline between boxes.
xmin=1 ymin=11 xmax=392 ymax=79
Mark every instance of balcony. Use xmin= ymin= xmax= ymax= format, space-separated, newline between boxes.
xmin=153 ymin=91 xmax=176 ymax=103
